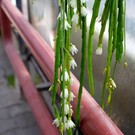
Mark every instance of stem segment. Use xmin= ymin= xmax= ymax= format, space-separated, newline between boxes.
xmin=88 ymin=0 xmax=101 ymax=96
xmin=75 ymin=3 xmax=87 ymax=127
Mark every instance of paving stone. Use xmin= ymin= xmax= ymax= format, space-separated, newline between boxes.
xmin=13 ymin=114 xmax=29 ymax=128
xmin=15 ymin=126 xmax=41 ymax=135
xmin=9 ymin=105 xmax=24 ymax=118
xmin=9 ymin=103 xmax=31 ymax=117
xmin=0 ymin=39 xmax=41 ymax=135
xmin=20 ymin=103 xmax=31 ymax=112
xmin=0 ymin=92 xmax=19 ymax=109
xmin=24 ymin=126 xmax=41 ymax=135
xmin=0 ymin=108 xmax=9 ymax=119
xmin=13 ymin=113 xmax=36 ymax=128
xmin=23 ymin=113 xmax=37 ymax=126
xmin=0 ymin=86 xmax=10 ymax=96
xmin=0 ymin=119 xmax=16 ymax=133
xmin=2 ymin=129 xmax=16 ymax=135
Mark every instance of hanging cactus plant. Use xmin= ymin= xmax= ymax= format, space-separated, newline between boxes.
xmin=51 ymin=0 xmax=126 ymax=134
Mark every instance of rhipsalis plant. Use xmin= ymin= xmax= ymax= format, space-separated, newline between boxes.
xmin=51 ymin=0 xmax=77 ymax=134
xmin=51 ymin=0 xmax=126 ymax=134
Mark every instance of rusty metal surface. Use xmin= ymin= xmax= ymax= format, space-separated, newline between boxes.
xmin=0 ymin=6 xmax=59 ymax=135
xmin=0 ymin=0 xmax=123 ymax=134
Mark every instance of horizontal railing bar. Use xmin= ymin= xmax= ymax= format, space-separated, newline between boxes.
xmin=1 ymin=0 xmax=123 ymax=134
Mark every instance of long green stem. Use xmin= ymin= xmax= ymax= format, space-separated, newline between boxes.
xmin=108 ymin=1 xmax=118 ymax=113
xmin=52 ymin=18 xmax=61 ymax=105
xmin=109 ymin=61 xmax=117 ymax=115
xmin=98 ymin=0 xmax=110 ymax=47
xmin=123 ymin=0 xmax=127 ymax=64
xmin=101 ymin=0 xmax=116 ymax=109
xmin=60 ymin=1 xmax=66 ymax=133
xmin=108 ymin=0 xmax=118 ymax=111
xmin=116 ymin=0 xmax=124 ymax=62
xmin=112 ymin=0 xmax=118 ymax=54
xmin=65 ymin=1 xmax=72 ymax=134
xmin=77 ymin=0 xmax=82 ymax=28
xmin=75 ymin=4 xmax=87 ymax=127
xmin=101 ymin=74 xmax=107 ymax=109
xmin=88 ymin=0 xmax=101 ymax=96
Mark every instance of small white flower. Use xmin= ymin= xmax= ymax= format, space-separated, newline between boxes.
xmin=61 ymin=70 xmax=69 ymax=81
xmin=70 ymin=59 xmax=77 ymax=69
xmin=81 ymin=6 xmax=89 ymax=16
xmin=81 ymin=0 xmax=86 ymax=4
xmin=72 ymin=13 xmax=79 ymax=25
xmin=60 ymin=116 xmax=67 ymax=123
xmin=70 ymin=105 xmax=74 ymax=115
xmin=60 ymin=88 xmax=69 ymax=99
xmin=52 ymin=118 xmax=60 ymax=127
xmin=70 ymin=44 xmax=78 ymax=55
xmin=57 ymin=13 xmax=61 ymax=19
xmin=64 ymin=104 xmax=69 ymax=115
xmin=70 ymin=92 xmax=75 ymax=101
xmin=57 ymin=13 xmax=71 ymax=30
xmin=64 ymin=70 xmax=69 ymax=81
xmin=110 ymin=78 xmax=116 ymax=89
xmin=70 ymin=108 xmax=73 ymax=115
xmin=65 ymin=20 xmax=71 ymax=30
xmin=70 ymin=77 xmax=74 ymax=86
xmin=57 ymin=12 xmax=67 ymax=20
xmin=70 ymin=0 xmax=77 ymax=8
xmin=65 ymin=119 xmax=75 ymax=129
xmin=95 ymin=46 xmax=103 ymax=55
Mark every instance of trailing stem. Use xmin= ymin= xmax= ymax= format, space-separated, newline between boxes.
xmin=75 ymin=3 xmax=87 ymax=127
xmin=101 ymin=0 xmax=116 ymax=109
xmin=98 ymin=0 xmax=110 ymax=48
xmin=52 ymin=18 xmax=61 ymax=105
xmin=88 ymin=0 xmax=101 ymax=96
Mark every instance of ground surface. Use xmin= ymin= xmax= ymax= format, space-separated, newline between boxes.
xmin=0 ymin=40 xmax=41 ymax=135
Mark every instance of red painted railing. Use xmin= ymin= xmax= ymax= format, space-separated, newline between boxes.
xmin=0 ymin=0 xmax=123 ymax=135
xmin=0 ymin=2 xmax=59 ymax=135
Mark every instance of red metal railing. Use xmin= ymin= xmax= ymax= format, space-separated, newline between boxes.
xmin=0 ymin=2 xmax=59 ymax=135
xmin=0 ymin=0 xmax=123 ymax=135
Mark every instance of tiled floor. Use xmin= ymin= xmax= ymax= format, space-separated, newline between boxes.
xmin=0 ymin=40 xmax=41 ymax=135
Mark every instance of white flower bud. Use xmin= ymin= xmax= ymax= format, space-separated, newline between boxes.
xmin=95 ymin=46 xmax=103 ymax=55
xmin=70 ymin=92 xmax=75 ymax=101
xmin=70 ymin=77 xmax=74 ymax=86
xmin=70 ymin=44 xmax=78 ymax=55
xmin=70 ymin=0 xmax=77 ymax=8
xmin=110 ymin=78 xmax=116 ymax=89
xmin=81 ymin=0 xmax=86 ymax=4
xmin=72 ymin=13 xmax=79 ymax=25
xmin=61 ymin=70 xmax=69 ymax=81
xmin=70 ymin=59 xmax=77 ymax=70
xmin=57 ymin=12 xmax=67 ymax=20
xmin=81 ymin=6 xmax=89 ymax=16
xmin=64 ymin=104 xmax=69 ymax=115
xmin=60 ymin=88 xmax=69 ymax=99
xmin=60 ymin=116 xmax=67 ymax=123
xmin=65 ymin=119 xmax=75 ymax=129
xmin=65 ymin=20 xmax=71 ymax=30
xmin=70 ymin=108 xmax=73 ymax=115
xmin=52 ymin=118 xmax=60 ymax=127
